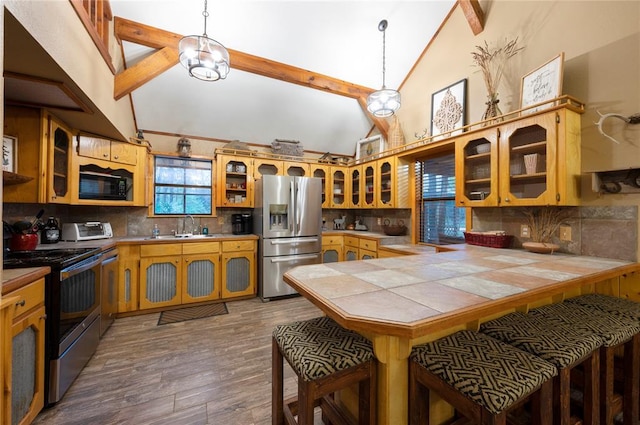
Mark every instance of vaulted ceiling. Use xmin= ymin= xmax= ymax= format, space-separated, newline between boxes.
xmin=110 ymin=0 xmax=470 ymax=155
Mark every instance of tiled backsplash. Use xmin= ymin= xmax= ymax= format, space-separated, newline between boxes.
xmin=471 ymin=205 xmax=638 ymax=262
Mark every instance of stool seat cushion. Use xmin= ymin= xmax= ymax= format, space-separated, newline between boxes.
xmin=565 ymin=293 xmax=640 ymax=321
xmin=530 ymin=302 xmax=640 ymax=347
xmin=479 ymin=312 xmax=602 ymax=368
xmin=273 ymin=316 xmax=374 ymax=382
xmin=411 ymin=330 xmax=557 ymax=415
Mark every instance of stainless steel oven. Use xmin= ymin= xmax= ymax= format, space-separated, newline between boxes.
xmin=4 ymin=247 xmax=102 ymax=405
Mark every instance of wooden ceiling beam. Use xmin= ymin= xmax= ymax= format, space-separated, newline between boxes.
xmin=357 ymin=97 xmax=390 ymax=141
xmin=459 ymin=0 xmax=485 ymax=35
xmin=113 ymin=17 xmax=385 ymax=123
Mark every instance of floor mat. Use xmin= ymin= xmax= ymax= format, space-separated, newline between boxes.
xmin=157 ymin=302 xmax=228 ymax=325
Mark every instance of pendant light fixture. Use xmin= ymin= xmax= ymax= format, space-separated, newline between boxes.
xmin=178 ymin=0 xmax=230 ymax=81
xmin=367 ymin=19 xmax=401 ymax=117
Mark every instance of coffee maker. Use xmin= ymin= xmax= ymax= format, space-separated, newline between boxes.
xmin=231 ymin=213 xmax=252 ymax=235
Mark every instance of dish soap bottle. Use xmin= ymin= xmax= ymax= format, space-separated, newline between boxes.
xmin=41 ymin=217 xmax=60 ymax=244
xmin=152 ymin=224 xmax=160 ymax=239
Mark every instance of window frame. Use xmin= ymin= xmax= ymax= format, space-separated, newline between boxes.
xmin=149 ymin=154 xmax=215 ymax=217
xmin=415 ymin=151 xmax=467 ymax=245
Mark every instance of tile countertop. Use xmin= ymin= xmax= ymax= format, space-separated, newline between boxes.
xmin=284 ymin=245 xmax=640 ymax=340
xmin=2 ymin=266 xmax=50 ymax=295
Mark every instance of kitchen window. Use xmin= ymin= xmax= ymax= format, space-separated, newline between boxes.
xmin=153 ymin=156 xmax=213 ymax=215
xmin=415 ymin=153 xmax=466 ymax=244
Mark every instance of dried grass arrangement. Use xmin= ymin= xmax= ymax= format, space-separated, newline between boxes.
xmin=471 ymin=37 xmax=523 ymax=120
xmin=521 ymin=207 xmax=570 ymax=243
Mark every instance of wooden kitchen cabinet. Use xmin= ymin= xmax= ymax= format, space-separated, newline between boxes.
xmin=321 ymin=234 xmax=344 ymax=263
xmin=101 ymin=250 xmax=119 ymax=336
xmin=77 ymin=135 xmax=138 ymax=166
xmin=139 ymin=246 xmax=182 ymax=310
xmin=217 ymin=155 xmax=253 ymax=207
xmin=456 ymin=106 xmax=582 ymax=207
xmin=139 ymin=242 xmax=222 ymax=310
xmin=376 ymin=158 xmax=396 ymax=208
xmin=344 ymin=236 xmax=359 ymax=261
xmin=329 ymin=167 xmax=347 ymax=208
xmin=221 ymin=240 xmax=256 ymax=298
xmin=362 ymin=163 xmax=376 ymax=208
xmin=310 ymin=164 xmax=330 ymax=208
xmin=1 ymin=278 xmax=46 ymax=425
xmin=182 ymin=242 xmax=221 ymax=303
xmin=118 ymin=245 xmax=139 ymax=313
xmin=46 ymin=114 xmax=75 ymax=204
xmin=284 ymin=162 xmax=309 ymax=177
xmin=349 ymin=166 xmax=362 ymax=208
xmin=253 ymin=158 xmax=283 ymax=180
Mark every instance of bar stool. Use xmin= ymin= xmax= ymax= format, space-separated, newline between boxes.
xmin=480 ymin=311 xmax=602 ymax=424
xmin=530 ymin=300 xmax=640 ymax=424
xmin=272 ymin=316 xmax=376 ymax=425
xmin=409 ymin=330 xmax=556 ymax=425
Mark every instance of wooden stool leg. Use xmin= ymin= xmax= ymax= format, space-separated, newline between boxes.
xmin=409 ymin=363 xmax=430 ymax=425
xmin=623 ymin=334 xmax=640 ymax=424
xmin=297 ymin=380 xmax=315 ymax=425
xmin=358 ymin=360 xmax=376 ymax=425
xmin=272 ymin=337 xmax=284 ymax=425
xmin=555 ymin=368 xmax=572 ymax=425
xmin=583 ymin=350 xmax=600 ymax=425
xmin=531 ymin=379 xmax=553 ymax=425
xmin=601 ymin=346 xmax=615 ymax=425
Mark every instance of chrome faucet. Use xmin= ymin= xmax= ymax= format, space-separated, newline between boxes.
xmin=183 ymin=214 xmax=195 ymax=235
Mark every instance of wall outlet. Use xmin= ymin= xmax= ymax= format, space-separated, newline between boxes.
xmin=559 ymin=225 xmax=572 ymax=241
xmin=377 ymin=218 xmax=381 ymax=225
xmin=520 ymin=224 xmax=530 ymax=238
xmin=218 ymin=216 xmax=224 ymax=225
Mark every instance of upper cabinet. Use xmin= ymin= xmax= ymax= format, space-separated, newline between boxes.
xmin=217 ymin=155 xmax=253 ymax=207
xmin=47 ymin=115 xmax=75 ymax=204
xmin=310 ymin=164 xmax=330 ymax=208
xmin=456 ymin=106 xmax=582 ymax=207
xmin=78 ymin=136 xmax=138 ymax=166
xmin=329 ymin=167 xmax=347 ymax=208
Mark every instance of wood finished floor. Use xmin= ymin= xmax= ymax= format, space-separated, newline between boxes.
xmin=33 ymin=296 xmax=324 ymax=425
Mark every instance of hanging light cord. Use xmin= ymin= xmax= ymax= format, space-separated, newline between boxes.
xmin=202 ymin=0 xmax=209 ymax=37
xmin=379 ymin=19 xmax=388 ymax=89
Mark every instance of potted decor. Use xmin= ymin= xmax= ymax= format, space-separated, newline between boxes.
xmin=471 ymin=37 xmax=523 ymax=122
xmin=521 ymin=207 xmax=570 ymax=254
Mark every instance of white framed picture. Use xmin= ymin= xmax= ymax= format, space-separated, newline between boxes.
xmin=3 ymin=135 xmax=17 ymax=173
xmin=520 ymin=52 xmax=564 ymax=114
xmin=355 ymin=135 xmax=386 ymax=161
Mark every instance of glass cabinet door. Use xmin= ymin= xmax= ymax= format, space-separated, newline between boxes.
xmin=377 ymin=158 xmax=395 ymax=208
xmin=330 ymin=167 xmax=346 ymax=208
xmin=455 ymin=130 xmax=499 ymax=207
xmin=350 ymin=166 xmax=361 ymax=208
xmin=48 ymin=117 xmax=73 ymax=203
xmin=218 ymin=156 xmax=252 ymax=207
xmin=363 ymin=164 xmax=376 ymax=208
xmin=310 ymin=164 xmax=329 ymax=208
xmin=253 ymin=159 xmax=283 ymax=180
xmin=499 ymin=113 xmax=557 ymax=206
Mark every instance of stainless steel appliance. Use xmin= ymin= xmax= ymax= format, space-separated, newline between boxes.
xmin=78 ymin=170 xmax=128 ymax=200
xmin=231 ymin=213 xmax=252 ymax=235
xmin=61 ymin=222 xmax=113 ymax=241
xmin=4 ymin=247 xmax=103 ymax=406
xmin=254 ymin=175 xmax=322 ymax=300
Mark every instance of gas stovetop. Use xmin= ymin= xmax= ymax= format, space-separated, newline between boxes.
xmin=3 ymin=247 xmax=101 ymax=269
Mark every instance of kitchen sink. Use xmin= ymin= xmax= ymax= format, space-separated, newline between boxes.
xmin=145 ymin=234 xmax=224 ymax=240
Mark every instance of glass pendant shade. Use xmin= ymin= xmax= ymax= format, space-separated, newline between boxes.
xmin=367 ymin=88 xmax=401 ymax=118
xmin=179 ymin=35 xmax=230 ymax=81
xmin=367 ymin=19 xmax=400 ymax=117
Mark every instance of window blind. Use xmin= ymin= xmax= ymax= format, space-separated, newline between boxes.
xmin=415 ymin=153 xmax=466 ymax=244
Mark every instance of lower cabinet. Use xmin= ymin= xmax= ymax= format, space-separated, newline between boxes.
xmin=2 ymin=278 xmax=46 ymax=425
xmin=118 ymin=245 xmax=139 ymax=313
xmin=221 ymin=240 xmax=256 ymax=298
xmin=321 ymin=235 xmax=343 ymax=263
xmin=139 ymin=242 xmax=222 ymax=310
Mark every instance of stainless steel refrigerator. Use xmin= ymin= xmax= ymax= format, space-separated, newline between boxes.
xmin=254 ymin=175 xmax=322 ymax=300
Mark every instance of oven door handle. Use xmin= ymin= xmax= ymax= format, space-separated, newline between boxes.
xmin=270 ymin=254 xmax=319 ymax=263
xmin=60 ymin=255 xmax=102 ymax=280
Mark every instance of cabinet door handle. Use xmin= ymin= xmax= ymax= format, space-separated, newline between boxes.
xmin=41 ymin=314 xmax=47 ymax=321
xmin=504 ymin=197 xmax=510 ymax=203
xmin=114 ymin=155 xmax=119 ymax=160
xmin=16 ymin=299 xmax=26 ymax=307
xmin=103 ymin=153 xmax=108 ymax=157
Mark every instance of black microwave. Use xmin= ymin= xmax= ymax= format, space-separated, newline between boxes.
xmin=78 ymin=171 xmax=128 ymax=200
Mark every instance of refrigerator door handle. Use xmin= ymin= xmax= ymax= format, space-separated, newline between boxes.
xmin=270 ymin=254 xmax=319 ymax=263
xmin=270 ymin=238 xmax=319 ymax=245
xmin=290 ymin=180 xmax=295 ymax=233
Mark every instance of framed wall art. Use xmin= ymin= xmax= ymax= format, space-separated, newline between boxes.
xmin=2 ymin=135 xmax=17 ymax=173
xmin=520 ymin=52 xmax=564 ymax=114
xmin=430 ymin=78 xmax=467 ymax=139
xmin=355 ymin=135 xmax=386 ymax=160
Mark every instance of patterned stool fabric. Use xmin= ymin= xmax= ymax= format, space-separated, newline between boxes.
xmin=479 ymin=311 xmax=602 ymax=367
xmin=410 ymin=330 xmax=557 ymax=415
xmin=273 ymin=316 xmax=374 ymax=382
xmin=565 ymin=293 xmax=640 ymax=321
xmin=529 ymin=302 xmax=640 ymax=347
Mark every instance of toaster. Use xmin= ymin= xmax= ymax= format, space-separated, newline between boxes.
xmin=61 ymin=222 xmax=113 ymax=241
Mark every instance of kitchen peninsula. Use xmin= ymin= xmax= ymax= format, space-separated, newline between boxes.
xmin=284 ymin=246 xmax=640 ymax=425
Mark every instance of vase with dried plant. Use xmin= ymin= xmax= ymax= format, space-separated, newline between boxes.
xmin=521 ymin=207 xmax=570 ymax=254
xmin=471 ymin=37 xmax=523 ymax=124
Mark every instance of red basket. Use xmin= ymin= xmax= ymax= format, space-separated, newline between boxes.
xmin=464 ymin=232 xmax=513 ymax=248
